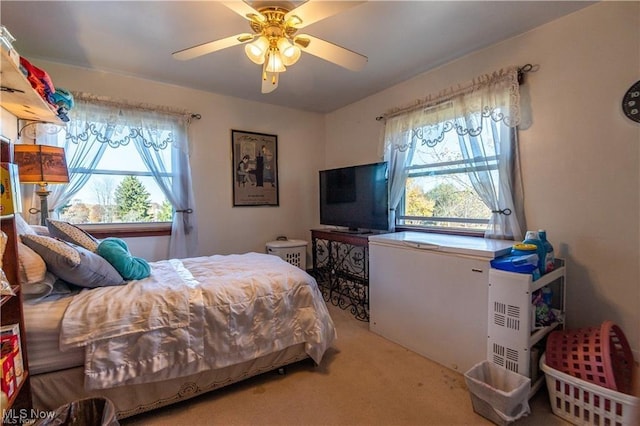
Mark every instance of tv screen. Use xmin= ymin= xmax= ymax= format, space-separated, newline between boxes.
xmin=319 ymin=162 xmax=389 ymax=232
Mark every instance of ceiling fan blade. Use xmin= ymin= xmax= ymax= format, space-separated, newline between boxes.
xmin=173 ymin=33 xmax=254 ymax=61
xmin=294 ymin=34 xmax=367 ymax=71
xmin=262 ymin=72 xmax=279 ymax=94
xmin=285 ymin=1 xmax=365 ymax=29
xmin=221 ymin=1 xmax=266 ymax=23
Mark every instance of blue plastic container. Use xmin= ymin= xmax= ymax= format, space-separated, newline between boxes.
xmin=490 ymin=253 xmax=541 ymax=280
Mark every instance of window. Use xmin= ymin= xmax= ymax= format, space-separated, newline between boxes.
xmin=397 ymin=120 xmax=500 ymax=233
xmin=57 ymin=130 xmax=173 ymax=224
xmin=382 ymin=66 xmax=524 ymax=240
xmin=27 ymin=94 xmax=199 ymax=258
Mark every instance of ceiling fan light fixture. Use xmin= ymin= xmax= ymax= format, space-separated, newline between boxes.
xmin=245 ymin=36 xmax=269 ymax=64
xmin=265 ymin=48 xmax=286 ymax=73
xmin=277 ymin=38 xmax=301 ymax=66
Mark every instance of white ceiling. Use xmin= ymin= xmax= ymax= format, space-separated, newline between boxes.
xmin=1 ymin=1 xmax=596 ymax=113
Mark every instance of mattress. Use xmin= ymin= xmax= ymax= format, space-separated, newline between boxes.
xmin=24 ymin=292 xmax=312 ymax=419
xmin=32 ymin=343 xmax=309 ymax=419
xmin=23 ymin=296 xmax=85 ymax=375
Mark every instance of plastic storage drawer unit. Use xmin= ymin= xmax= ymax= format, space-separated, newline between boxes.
xmin=266 ymin=239 xmax=307 ymax=270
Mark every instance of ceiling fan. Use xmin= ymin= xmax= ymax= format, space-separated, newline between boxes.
xmin=172 ymin=1 xmax=368 ymax=94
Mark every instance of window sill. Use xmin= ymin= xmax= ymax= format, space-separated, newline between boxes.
xmin=394 ymin=226 xmax=487 ymax=238
xmin=79 ymin=223 xmax=171 ymax=239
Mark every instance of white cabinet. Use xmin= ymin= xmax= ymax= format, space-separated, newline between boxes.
xmin=487 ymin=259 xmax=566 ymax=395
xmin=369 ymin=232 xmax=513 ymax=373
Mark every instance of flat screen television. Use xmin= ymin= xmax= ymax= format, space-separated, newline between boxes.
xmin=319 ymin=161 xmax=389 ymax=233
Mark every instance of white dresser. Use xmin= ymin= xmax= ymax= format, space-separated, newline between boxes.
xmin=368 ymin=232 xmax=513 ymax=373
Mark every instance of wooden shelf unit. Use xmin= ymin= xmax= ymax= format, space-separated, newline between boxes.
xmin=1 ymin=214 xmax=32 ymax=415
xmin=1 ymin=46 xmax=62 ymax=124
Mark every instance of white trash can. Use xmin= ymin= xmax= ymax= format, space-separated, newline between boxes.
xmin=464 ymin=361 xmax=531 ymax=425
xmin=266 ymin=239 xmax=307 ymax=270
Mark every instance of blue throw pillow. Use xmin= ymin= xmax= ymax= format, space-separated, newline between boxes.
xmin=97 ymin=237 xmax=151 ymax=280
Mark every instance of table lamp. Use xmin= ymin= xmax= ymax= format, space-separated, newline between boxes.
xmin=13 ymin=144 xmax=69 ymax=225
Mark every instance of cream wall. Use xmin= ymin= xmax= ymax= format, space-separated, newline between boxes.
xmin=325 ymin=1 xmax=640 ymax=356
xmin=4 ymin=1 xmax=638 ymax=356
xmin=25 ymin=61 xmax=326 ymax=262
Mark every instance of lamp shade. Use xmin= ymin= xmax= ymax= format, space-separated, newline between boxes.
xmin=13 ymin=144 xmax=69 ymax=185
xmin=277 ymin=38 xmax=301 ymax=66
xmin=245 ymin=36 xmax=269 ymax=65
xmin=265 ymin=48 xmax=286 ymax=73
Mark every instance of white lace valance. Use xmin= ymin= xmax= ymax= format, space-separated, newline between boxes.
xmin=65 ymin=92 xmax=197 ymax=152
xmin=381 ymin=66 xmax=521 ymax=153
xmin=71 ymin=92 xmax=197 ymax=124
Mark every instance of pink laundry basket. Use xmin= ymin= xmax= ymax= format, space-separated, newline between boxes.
xmin=545 ymin=321 xmax=634 ymax=394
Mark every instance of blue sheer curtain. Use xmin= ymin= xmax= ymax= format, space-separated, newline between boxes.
xmin=21 ymin=118 xmax=109 ymax=225
xmin=48 ymin=100 xmax=115 ymax=215
xmin=131 ymin=112 xmax=198 ymax=258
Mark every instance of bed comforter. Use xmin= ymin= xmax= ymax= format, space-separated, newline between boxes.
xmin=59 ymin=252 xmax=336 ymax=390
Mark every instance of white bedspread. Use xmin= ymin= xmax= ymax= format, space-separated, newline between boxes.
xmin=60 ymin=253 xmax=336 ymax=390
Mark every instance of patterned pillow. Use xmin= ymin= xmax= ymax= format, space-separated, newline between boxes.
xmin=21 ymin=234 xmax=80 ymax=265
xmin=46 ymin=219 xmax=99 ymax=252
xmin=20 ymin=234 xmax=124 ymax=289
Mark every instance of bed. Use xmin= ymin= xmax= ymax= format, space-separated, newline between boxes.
xmin=16 ymin=218 xmax=336 ymax=419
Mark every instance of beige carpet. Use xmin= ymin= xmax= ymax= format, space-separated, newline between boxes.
xmin=121 ymin=304 xmax=568 ymax=426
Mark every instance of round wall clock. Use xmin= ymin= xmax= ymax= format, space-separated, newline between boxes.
xmin=622 ymin=80 xmax=640 ymax=123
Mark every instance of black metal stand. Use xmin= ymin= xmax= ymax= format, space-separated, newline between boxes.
xmin=311 ymin=229 xmax=369 ymax=321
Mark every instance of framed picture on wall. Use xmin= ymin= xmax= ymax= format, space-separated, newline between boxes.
xmin=231 ymin=129 xmax=279 ymax=206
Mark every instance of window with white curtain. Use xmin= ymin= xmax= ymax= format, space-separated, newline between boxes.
xmin=397 ymin=114 xmax=504 ymax=231
xmin=29 ymin=92 xmax=199 ymax=258
xmin=382 ymin=66 xmax=525 ymax=240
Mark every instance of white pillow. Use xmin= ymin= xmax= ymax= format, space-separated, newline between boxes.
xmin=17 ymin=242 xmax=47 ymax=285
xmin=14 ymin=214 xmax=37 ymax=236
